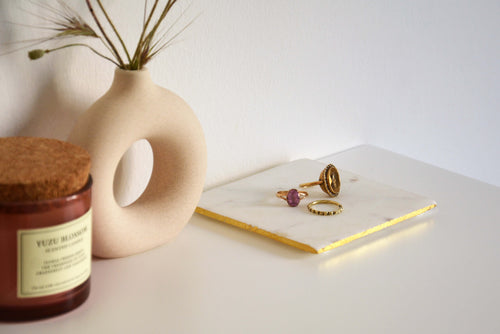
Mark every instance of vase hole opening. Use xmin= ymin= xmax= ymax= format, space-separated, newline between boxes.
xmin=113 ymin=139 xmax=154 ymax=207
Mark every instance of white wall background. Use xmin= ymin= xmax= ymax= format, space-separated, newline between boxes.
xmin=1 ymin=0 xmax=499 ymax=193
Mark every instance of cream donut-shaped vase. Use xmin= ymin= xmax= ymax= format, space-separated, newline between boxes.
xmin=68 ymin=68 xmax=206 ymax=258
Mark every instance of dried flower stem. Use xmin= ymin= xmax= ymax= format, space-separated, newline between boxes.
xmin=144 ymin=0 xmax=177 ymax=46
xmin=133 ymin=0 xmax=178 ymax=69
xmin=85 ymin=0 xmax=125 ymax=68
xmin=131 ymin=0 xmax=160 ymax=69
xmin=30 ymin=43 xmax=120 ymax=67
xmin=95 ymin=0 xmax=131 ymax=64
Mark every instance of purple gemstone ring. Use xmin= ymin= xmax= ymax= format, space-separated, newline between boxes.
xmin=276 ymin=189 xmax=308 ymax=207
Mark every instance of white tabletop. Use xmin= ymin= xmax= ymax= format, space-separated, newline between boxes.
xmin=2 ymin=145 xmax=499 ymax=333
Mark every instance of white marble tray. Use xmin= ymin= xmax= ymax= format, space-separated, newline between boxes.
xmin=196 ymin=159 xmax=437 ymax=254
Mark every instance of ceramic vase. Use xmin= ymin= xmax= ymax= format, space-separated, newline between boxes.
xmin=68 ymin=68 xmax=206 ymax=258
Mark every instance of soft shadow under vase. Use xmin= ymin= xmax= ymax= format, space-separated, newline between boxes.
xmin=68 ymin=68 xmax=207 ymax=258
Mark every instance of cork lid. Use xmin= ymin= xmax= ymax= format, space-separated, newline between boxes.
xmin=0 ymin=137 xmax=91 ymax=202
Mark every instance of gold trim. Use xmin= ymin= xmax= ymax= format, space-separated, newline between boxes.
xmin=316 ymin=204 xmax=437 ymax=253
xmin=194 ymin=207 xmax=318 ymax=253
xmin=195 ymin=204 xmax=437 ymax=254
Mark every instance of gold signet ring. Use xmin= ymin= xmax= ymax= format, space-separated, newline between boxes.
xmin=299 ymin=164 xmax=341 ymax=197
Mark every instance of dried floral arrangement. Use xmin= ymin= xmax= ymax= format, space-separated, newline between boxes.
xmin=20 ymin=0 xmax=191 ymax=70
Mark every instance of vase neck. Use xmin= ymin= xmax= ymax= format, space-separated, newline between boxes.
xmin=110 ymin=68 xmax=153 ymax=92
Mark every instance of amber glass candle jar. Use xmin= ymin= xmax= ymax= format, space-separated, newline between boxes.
xmin=0 ymin=137 xmax=92 ymax=321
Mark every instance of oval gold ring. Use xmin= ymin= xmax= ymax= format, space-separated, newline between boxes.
xmin=307 ymin=200 xmax=343 ymax=216
xmin=299 ymin=164 xmax=341 ymax=197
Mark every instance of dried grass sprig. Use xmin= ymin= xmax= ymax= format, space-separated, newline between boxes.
xmin=28 ymin=0 xmax=99 ymax=38
xmin=3 ymin=0 xmax=193 ymax=70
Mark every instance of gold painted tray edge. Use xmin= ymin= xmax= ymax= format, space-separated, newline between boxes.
xmin=195 ymin=203 xmax=437 ymax=254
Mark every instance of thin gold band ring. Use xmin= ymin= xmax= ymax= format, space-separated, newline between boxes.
xmin=307 ymin=200 xmax=343 ymax=216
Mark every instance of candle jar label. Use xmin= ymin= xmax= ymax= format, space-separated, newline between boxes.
xmin=17 ymin=210 xmax=92 ymax=298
